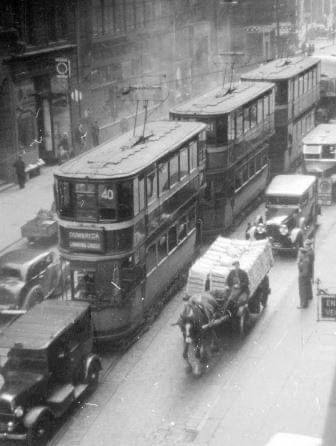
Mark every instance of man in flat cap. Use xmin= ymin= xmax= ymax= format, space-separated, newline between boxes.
xmin=226 ymin=260 xmax=250 ymax=308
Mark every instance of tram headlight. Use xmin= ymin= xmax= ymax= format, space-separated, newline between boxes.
xmin=279 ymin=224 xmax=289 ymax=236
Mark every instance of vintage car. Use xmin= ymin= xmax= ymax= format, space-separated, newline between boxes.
xmin=0 ymin=300 xmax=101 ymax=445
xmin=264 ymin=175 xmax=320 ymax=253
xmin=0 ymin=248 xmax=62 ymax=315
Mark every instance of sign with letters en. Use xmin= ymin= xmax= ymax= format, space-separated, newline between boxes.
xmin=319 ymin=293 xmax=336 ymax=320
xmin=68 ymin=229 xmax=104 ymax=253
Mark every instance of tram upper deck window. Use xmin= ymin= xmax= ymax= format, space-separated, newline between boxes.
xmin=217 ymin=117 xmax=228 ymax=143
xmin=118 ymin=180 xmax=133 ymax=219
xmin=58 ymin=180 xmax=72 ymax=217
xmin=190 ymin=141 xmax=198 ymax=171
xmin=250 ymin=103 xmax=257 ymax=128
xmin=146 ymin=169 xmax=157 ymax=205
xmin=170 ymin=153 xmax=179 ymax=187
xmin=159 ymin=162 xmax=169 ymax=194
xmin=205 ymin=120 xmax=216 ymax=144
xmin=180 ymin=147 xmax=189 ymax=179
xmin=275 ymin=81 xmax=288 ymax=105
xmin=322 ymin=145 xmax=336 ymax=159
xmin=236 ymin=109 xmax=243 ymax=137
xmin=243 ymin=106 xmax=250 ymax=133
xmin=98 ymin=184 xmax=117 ymax=220
xmin=266 ymin=196 xmax=300 ymax=206
xmin=74 ymin=183 xmax=97 ymax=220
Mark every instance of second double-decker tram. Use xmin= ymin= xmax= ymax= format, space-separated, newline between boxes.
xmin=54 ymin=121 xmax=206 ymax=341
xmin=241 ymin=56 xmax=320 ymax=175
xmin=303 ymin=123 xmax=336 ymax=176
xmin=170 ymin=82 xmax=275 ymax=237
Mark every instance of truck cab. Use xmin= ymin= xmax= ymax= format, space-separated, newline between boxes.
xmin=264 ymin=175 xmax=319 ymax=252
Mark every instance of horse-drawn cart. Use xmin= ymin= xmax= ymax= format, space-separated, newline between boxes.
xmin=177 ymin=236 xmax=274 ymax=376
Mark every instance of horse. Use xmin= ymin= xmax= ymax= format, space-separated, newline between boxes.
xmin=176 ymin=293 xmax=219 ymax=376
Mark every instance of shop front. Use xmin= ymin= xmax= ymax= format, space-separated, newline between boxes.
xmin=7 ymin=45 xmax=76 ymax=170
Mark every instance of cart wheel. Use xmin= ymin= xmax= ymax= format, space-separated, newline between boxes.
xmin=238 ymin=308 xmax=250 ymax=337
xmin=27 ymin=413 xmax=53 ymax=446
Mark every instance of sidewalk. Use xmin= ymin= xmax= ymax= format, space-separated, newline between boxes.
xmin=0 ymin=166 xmax=55 ymax=253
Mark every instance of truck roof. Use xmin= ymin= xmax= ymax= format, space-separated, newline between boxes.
xmin=265 ymin=175 xmax=316 ymax=196
xmin=302 ymin=124 xmax=336 ymax=146
xmin=0 ymin=300 xmax=90 ymax=350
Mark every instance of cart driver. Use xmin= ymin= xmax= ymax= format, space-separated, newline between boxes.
xmin=226 ymin=260 xmax=250 ymax=308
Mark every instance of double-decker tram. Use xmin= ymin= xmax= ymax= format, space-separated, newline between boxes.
xmin=241 ymin=57 xmax=321 ymax=176
xmin=314 ymin=50 xmax=336 ymax=123
xmin=54 ymin=121 xmax=206 ymax=340
xmin=303 ymin=123 xmax=336 ymax=176
xmin=170 ymin=82 xmax=275 ymax=237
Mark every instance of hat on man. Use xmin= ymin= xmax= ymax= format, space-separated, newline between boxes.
xmin=232 ymin=259 xmax=240 ymax=266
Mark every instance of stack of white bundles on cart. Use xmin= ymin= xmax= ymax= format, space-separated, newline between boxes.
xmin=186 ymin=237 xmax=274 ymax=297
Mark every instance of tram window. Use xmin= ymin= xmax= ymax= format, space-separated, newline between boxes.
xmin=197 ymin=139 xmax=206 ymax=164
xmin=242 ymin=164 xmax=249 ymax=183
xmin=118 ymin=181 xmax=133 ymax=219
xmin=98 ymin=184 xmax=117 ymax=220
xmin=187 ymin=207 xmax=196 ymax=232
xmin=58 ymin=181 xmax=72 ymax=217
xmin=134 ymin=218 xmax=146 ymax=245
xmin=159 ymin=162 xmax=169 ymax=194
xmin=262 ymin=152 xmax=268 ymax=167
xmin=74 ymin=183 xmax=97 ymax=219
xmin=133 ymin=179 xmax=139 ymax=215
xmin=146 ymin=170 xmax=157 ymax=205
xmin=178 ymin=216 xmax=187 ymax=242
xmin=263 ymin=95 xmax=269 ymax=118
xmin=116 ymin=227 xmax=133 ymax=250
xmin=276 ymin=81 xmax=288 ymax=105
xmin=217 ymin=117 xmax=228 ymax=143
xmin=236 ymin=109 xmax=243 ymax=137
xmin=243 ymin=106 xmax=250 ymax=132
xmin=299 ymin=75 xmax=304 ymax=96
xmin=228 ymin=113 xmax=235 ymax=141
xmin=146 ymin=244 xmax=157 ymax=272
xmin=250 ymin=103 xmax=257 ymax=128
xmin=249 ymin=158 xmax=256 ymax=177
xmin=170 ymin=153 xmax=179 ymax=187
xmin=158 ymin=234 xmax=168 ymax=262
xmin=235 ymin=170 xmax=243 ymax=190
xmin=189 ymin=141 xmax=198 ymax=171
xmin=168 ymin=225 xmax=177 ymax=252
xmin=73 ymin=270 xmax=96 ymax=301
xmin=205 ymin=120 xmax=216 ymax=143
xmin=304 ymin=73 xmax=308 ymax=93
xmin=322 ymin=145 xmax=336 ymax=159
xmin=138 ymin=176 xmax=145 ymax=211
xmin=257 ymin=99 xmax=263 ymax=123
xmin=293 ymin=78 xmax=298 ymax=99
xmin=180 ymin=147 xmax=189 ymax=179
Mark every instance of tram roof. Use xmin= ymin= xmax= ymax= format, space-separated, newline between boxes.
xmin=169 ymin=82 xmax=274 ymax=116
xmin=56 ymin=120 xmax=206 ymax=179
xmin=265 ymin=175 xmax=316 ymax=196
xmin=302 ymin=124 xmax=336 ymax=146
xmin=241 ymin=56 xmax=320 ymax=82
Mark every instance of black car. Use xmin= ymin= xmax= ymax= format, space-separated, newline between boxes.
xmin=0 ymin=300 xmax=101 ymax=445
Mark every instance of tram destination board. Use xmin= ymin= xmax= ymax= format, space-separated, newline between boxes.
xmin=319 ymin=293 xmax=336 ymax=320
xmin=68 ymin=229 xmax=105 ymax=253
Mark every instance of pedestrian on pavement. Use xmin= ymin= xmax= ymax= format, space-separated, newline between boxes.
xmin=297 ymin=247 xmax=313 ymax=308
xmin=13 ymin=155 xmax=26 ymax=189
xmin=304 ymin=238 xmax=315 ymax=299
xmin=91 ymin=121 xmax=100 ymax=147
xmin=57 ymin=132 xmax=70 ymax=164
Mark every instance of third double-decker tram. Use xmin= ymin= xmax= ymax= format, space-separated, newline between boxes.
xmin=170 ymin=82 xmax=275 ymax=237
xmin=241 ymin=56 xmax=321 ymax=176
xmin=302 ymin=123 xmax=336 ymax=176
xmin=54 ymin=121 xmax=206 ymax=341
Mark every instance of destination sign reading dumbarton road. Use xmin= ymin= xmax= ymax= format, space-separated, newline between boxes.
xmin=68 ymin=229 xmax=104 ymax=252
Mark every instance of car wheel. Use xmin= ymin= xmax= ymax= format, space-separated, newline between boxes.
xmin=27 ymin=414 xmax=53 ymax=446
xmin=85 ymin=361 xmax=100 ymax=390
xmin=23 ymin=287 xmax=44 ymax=311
